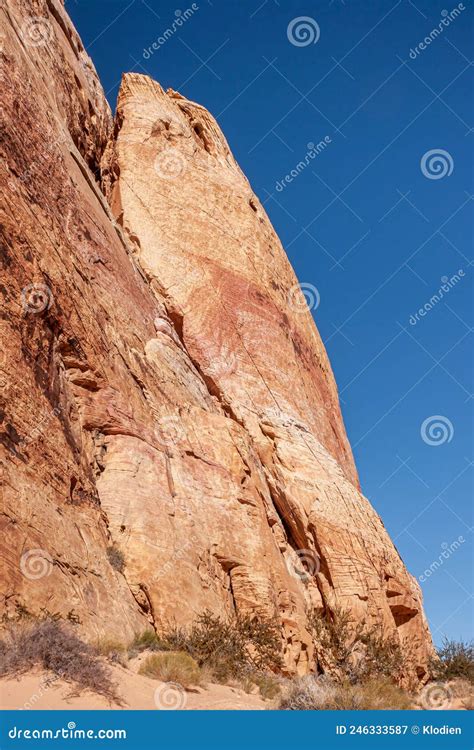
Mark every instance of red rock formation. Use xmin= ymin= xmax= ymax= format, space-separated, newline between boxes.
xmin=0 ymin=0 xmax=432 ymax=682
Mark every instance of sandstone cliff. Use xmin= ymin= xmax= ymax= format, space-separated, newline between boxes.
xmin=0 ymin=0 xmax=432 ymax=682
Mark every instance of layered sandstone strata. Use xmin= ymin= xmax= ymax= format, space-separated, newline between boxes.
xmin=0 ymin=0 xmax=432 ymax=681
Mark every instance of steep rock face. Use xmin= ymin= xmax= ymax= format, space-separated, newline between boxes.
xmin=0 ymin=0 xmax=156 ymax=639
xmin=1 ymin=0 xmax=432 ymax=680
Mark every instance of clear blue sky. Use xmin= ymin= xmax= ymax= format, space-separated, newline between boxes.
xmin=67 ymin=0 xmax=473 ymax=645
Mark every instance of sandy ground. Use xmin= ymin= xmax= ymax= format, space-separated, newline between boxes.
xmin=1 ymin=667 xmax=469 ymax=711
xmin=0 ymin=665 xmax=269 ymax=711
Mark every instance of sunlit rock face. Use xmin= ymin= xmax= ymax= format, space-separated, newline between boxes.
xmin=0 ymin=0 xmax=432 ymax=681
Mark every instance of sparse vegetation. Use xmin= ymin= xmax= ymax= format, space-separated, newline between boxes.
xmin=0 ymin=619 xmax=117 ymax=700
xmin=130 ymin=629 xmax=161 ymax=654
xmin=280 ymin=675 xmax=411 ymax=710
xmin=248 ymin=672 xmax=282 ymax=700
xmin=129 ymin=611 xmax=282 ymax=692
xmin=96 ymin=637 xmax=128 ymax=666
xmin=155 ymin=610 xmax=282 ymax=683
xmin=308 ymin=607 xmax=404 ymax=684
xmin=431 ymin=638 xmax=474 ymax=684
xmin=138 ymin=651 xmax=201 ymax=687
xmin=106 ymin=546 xmax=125 ymax=573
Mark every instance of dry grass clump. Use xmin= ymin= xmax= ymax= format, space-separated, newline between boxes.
xmin=138 ymin=651 xmax=201 ymax=688
xmin=95 ymin=637 xmax=128 ymax=667
xmin=0 ymin=619 xmax=117 ymax=700
xmin=280 ymin=675 xmax=411 ymax=710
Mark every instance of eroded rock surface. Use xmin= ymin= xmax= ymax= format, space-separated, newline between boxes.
xmin=1 ymin=0 xmax=432 ymax=681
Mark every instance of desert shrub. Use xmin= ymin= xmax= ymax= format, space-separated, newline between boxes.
xmin=357 ymin=629 xmax=404 ymax=682
xmin=107 ymin=546 xmax=125 ymax=573
xmin=158 ymin=610 xmax=282 ymax=682
xmin=236 ymin=614 xmax=283 ymax=672
xmin=308 ymin=607 xmax=404 ymax=684
xmin=280 ymin=675 xmax=344 ymax=710
xmin=96 ymin=637 xmax=127 ymax=666
xmin=250 ymin=672 xmax=282 ymax=700
xmin=431 ymin=638 xmax=474 ymax=684
xmin=153 ymin=625 xmax=191 ymax=654
xmin=138 ymin=651 xmax=201 ymax=687
xmin=280 ymin=675 xmax=411 ymax=710
xmin=308 ymin=607 xmax=359 ymax=678
xmin=130 ymin=630 xmax=161 ymax=654
xmin=347 ymin=677 xmax=412 ymax=710
xmin=177 ymin=612 xmax=248 ymax=682
xmin=0 ymin=620 xmax=117 ymax=700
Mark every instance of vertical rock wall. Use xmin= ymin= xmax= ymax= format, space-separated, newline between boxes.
xmin=0 ymin=0 xmax=432 ymax=681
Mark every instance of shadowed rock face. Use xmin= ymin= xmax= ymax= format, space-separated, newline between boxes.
xmin=1 ymin=0 xmax=432 ymax=681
